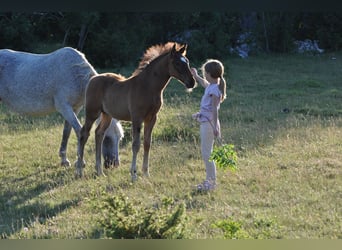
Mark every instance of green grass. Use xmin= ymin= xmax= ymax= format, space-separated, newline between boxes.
xmin=0 ymin=52 xmax=341 ymax=239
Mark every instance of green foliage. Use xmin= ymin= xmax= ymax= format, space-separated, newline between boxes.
xmin=2 ymin=12 xmax=342 ymax=67
xmin=209 ymin=144 xmax=238 ymax=171
xmin=251 ymin=217 xmax=281 ymax=239
xmin=94 ymin=193 xmax=189 ymax=239
xmin=0 ymin=13 xmax=34 ymax=50
xmin=212 ymin=216 xmax=281 ymax=239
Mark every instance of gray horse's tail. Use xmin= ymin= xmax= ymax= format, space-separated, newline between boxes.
xmin=73 ymin=60 xmax=98 ymax=83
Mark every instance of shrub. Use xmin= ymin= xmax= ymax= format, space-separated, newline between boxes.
xmin=212 ymin=218 xmax=250 ymax=239
xmin=94 ymin=193 xmax=189 ymax=239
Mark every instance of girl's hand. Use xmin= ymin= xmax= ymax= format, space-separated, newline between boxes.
xmin=214 ymin=127 xmax=221 ymax=138
xmin=190 ymin=67 xmax=198 ymax=77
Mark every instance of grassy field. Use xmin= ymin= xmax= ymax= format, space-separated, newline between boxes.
xmin=0 ymin=52 xmax=341 ymax=239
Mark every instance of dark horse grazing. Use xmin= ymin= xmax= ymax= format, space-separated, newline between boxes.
xmin=75 ymin=42 xmax=195 ymax=180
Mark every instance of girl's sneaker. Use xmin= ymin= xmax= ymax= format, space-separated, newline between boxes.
xmin=197 ymin=180 xmax=216 ymax=192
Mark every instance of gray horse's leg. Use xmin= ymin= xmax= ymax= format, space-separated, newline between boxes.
xmin=54 ymin=99 xmax=82 ymax=167
xmin=95 ymin=113 xmax=112 ymax=176
xmin=59 ymin=120 xmax=72 ymax=167
xmin=130 ymin=121 xmax=142 ymax=182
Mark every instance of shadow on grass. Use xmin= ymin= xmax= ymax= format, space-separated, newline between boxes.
xmin=0 ymin=165 xmax=79 ymax=238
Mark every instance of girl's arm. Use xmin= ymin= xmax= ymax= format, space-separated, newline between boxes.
xmin=191 ymin=68 xmax=209 ymax=88
xmin=211 ymin=94 xmax=221 ymax=138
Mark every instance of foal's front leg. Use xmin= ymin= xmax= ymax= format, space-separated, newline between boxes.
xmin=142 ymin=115 xmax=157 ymax=177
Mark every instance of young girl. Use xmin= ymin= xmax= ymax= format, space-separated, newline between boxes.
xmin=191 ymin=59 xmax=226 ymax=191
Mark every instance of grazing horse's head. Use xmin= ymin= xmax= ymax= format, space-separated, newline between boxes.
xmin=168 ymin=43 xmax=195 ymax=90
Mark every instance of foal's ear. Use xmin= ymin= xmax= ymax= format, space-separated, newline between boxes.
xmin=179 ymin=44 xmax=188 ymax=56
xmin=171 ymin=43 xmax=177 ymax=55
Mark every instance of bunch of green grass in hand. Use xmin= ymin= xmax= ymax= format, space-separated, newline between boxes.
xmin=210 ymin=144 xmax=238 ymax=171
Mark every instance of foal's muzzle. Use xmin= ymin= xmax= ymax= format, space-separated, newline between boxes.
xmin=185 ymin=76 xmax=196 ymax=89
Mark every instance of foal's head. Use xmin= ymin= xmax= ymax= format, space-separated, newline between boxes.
xmin=168 ymin=43 xmax=195 ymax=90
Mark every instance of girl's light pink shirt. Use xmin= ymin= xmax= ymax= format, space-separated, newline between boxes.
xmin=198 ymin=83 xmax=221 ymax=122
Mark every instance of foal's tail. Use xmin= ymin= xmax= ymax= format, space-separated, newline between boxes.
xmin=84 ymin=75 xmax=108 ymax=121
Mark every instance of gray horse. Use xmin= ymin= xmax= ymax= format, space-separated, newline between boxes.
xmin=0 ymin=47 xmax=123 ymax=169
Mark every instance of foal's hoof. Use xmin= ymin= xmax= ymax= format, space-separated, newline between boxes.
xmin=131 ymin=173 xmax=139 ymax=182
xmin=75 ymin=167 xmax=84 ymax=178
xmin=74 ymin=159 xmax=85 ymax=178
xmin=61 ymin=159 xmax=71 ymax=167
xmin=143 ymin=171 xmax=150 ymax=178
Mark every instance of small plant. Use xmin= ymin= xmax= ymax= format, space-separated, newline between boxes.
xmin=209 ymin=144 xmax=238 ymax=171
xmin=212 ymin=218 xmax=250 ymax=239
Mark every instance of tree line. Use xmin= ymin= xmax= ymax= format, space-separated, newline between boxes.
xmin=1 ymin=12 xmax=341 ymax=68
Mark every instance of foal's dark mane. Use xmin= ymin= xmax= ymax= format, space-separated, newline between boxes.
xmin=132 ymin=42 xmax=181 ymax=76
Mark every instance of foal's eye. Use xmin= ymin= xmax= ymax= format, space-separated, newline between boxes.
xmin=175 ymin=56 xmax=188 ymax=68
xmin=180 ymin=56 xmax=188 ymax=64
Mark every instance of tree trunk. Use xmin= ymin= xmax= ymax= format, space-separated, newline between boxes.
xmin=62 ymin=27 xmax=70 ymax=47
xmin=262 ymin=12 xmax=270 ymax=53
xmin=77 ymin=24 xmax=88 ymax=51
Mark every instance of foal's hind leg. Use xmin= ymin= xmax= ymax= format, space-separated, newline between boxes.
xmin=130 ymin=120 xmax=143 ymax=182
xmin=142 ymin=115 xmax=157 ymax=177
xmin=95 ymin=113 xmax=112 ymax=176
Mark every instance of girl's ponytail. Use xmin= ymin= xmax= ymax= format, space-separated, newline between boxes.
xmin=219 ymin=76 xmax=226 ymax=103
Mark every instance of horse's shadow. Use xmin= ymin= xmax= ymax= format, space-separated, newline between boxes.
xmin=0 ymin=166 xmax=79 ymax=238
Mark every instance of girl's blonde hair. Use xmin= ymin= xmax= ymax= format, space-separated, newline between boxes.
xmin=201 ymin=59 xmax=227 ymax=102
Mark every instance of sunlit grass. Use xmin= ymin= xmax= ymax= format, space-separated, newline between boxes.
xmin=0 ymin=52 xmax=341 ymax=238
